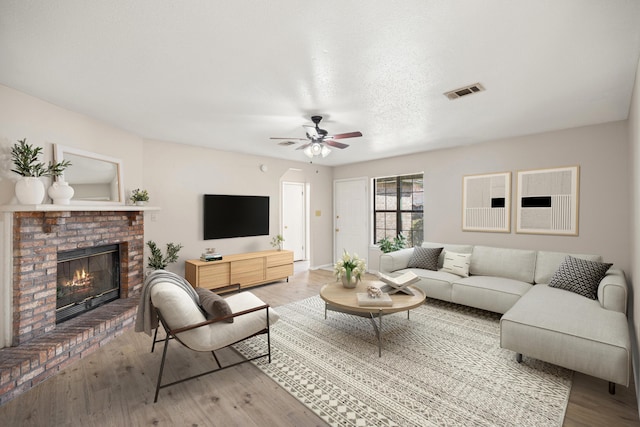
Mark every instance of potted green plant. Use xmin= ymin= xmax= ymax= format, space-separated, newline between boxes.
xmin=377 ymin=233 xmax=408 ymax=253
xmin=130 ymin=188 xmax=149 ymax=206
xmin=270 ymin=234 xmax=285 ymax=250
xmin=47 ymin=157 xmax=75 ymax=205
xmin=147 ymin=240 xmax=183 ymax=270
xmin=334 ymin=250 xmax=366 ymax=288
xmin=10 ymin=138 xmax=72 ymax=205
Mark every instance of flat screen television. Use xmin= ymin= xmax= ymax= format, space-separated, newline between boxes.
xmin=203 ymin=194 xmax=269 ymax=240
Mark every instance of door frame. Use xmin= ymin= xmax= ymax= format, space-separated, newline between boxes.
xmin=281 ymin=180 xmax=308 ymax=261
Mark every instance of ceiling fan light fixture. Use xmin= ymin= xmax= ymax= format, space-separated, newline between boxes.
xmin=311 ymin=142 xmax=323 ymax=156
xmin=272 ymin=115 xmax=361 ymax=159
xmin=303 ymin=145 xmax=314 ymax=158
xmin=303 ymin=142 xmax=331 ymax=158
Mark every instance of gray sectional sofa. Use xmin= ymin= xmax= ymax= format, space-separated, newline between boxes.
xmin=379 ymin=242 xmax=630 ymax=392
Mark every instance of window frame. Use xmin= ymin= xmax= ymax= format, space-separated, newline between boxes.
xmin=373 ymin=173 xmax=424 ymax=247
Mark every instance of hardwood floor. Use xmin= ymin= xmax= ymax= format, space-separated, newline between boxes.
xmin=0 ymin=267 xmax=637 ymax=426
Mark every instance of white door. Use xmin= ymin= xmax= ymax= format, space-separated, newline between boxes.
xmin=334 ymin=178 xmax=368 ymax=264
xmin=282 ymin=182 xmax=305 ymax=261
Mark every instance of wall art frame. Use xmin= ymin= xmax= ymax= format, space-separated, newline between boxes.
xmin=462 ymin=171 xmax=511 ymax=233
xmin=516 ymin=165 xmax=579 ymax=235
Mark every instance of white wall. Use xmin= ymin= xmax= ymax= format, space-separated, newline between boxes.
xmin=0 ymin=84 xmax=335 ymax=276
xmin=142 ymin=139 xmax=334 ymax=273
xmin=335 ymin=120 xmax=631 ymax=275
xmin=0 ymin=85 xmax=144 ymax=204
xmin=628 ymin=56 xmax=640 ymax=411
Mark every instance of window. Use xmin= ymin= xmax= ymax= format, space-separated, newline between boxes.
xmin=374 ymin=173 xmax=424 ymax=247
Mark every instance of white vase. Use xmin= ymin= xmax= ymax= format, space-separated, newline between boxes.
xmin=135 ymin=201 xmax=146 ymax=206
xmin=341 ymin=274 xmax=358 ymax=289
xmin=48 ymin=180 xmax=75 ymax=205
xmin=15 ymin=177 xmax=45 ymax=205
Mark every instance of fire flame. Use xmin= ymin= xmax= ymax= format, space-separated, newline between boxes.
xmin=65 ymin=269 xmax=92 ymax=287
xmin=75 ymin=269 xmax=87 ymax=281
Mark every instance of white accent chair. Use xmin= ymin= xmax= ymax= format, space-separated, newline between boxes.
xmin=149 ymin=281 xmax=279 ymax=402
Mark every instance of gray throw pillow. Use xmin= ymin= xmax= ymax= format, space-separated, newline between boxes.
xmin=407 ymin=246 xmax=443 ymax=271
xmin=195 ymin=287 xmax=234 ymax=323
xmin=548 ymin=255 xmax=612 ymax=300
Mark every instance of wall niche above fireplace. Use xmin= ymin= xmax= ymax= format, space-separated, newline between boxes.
xmin=56 ymin=244 xmax=121 ymax=323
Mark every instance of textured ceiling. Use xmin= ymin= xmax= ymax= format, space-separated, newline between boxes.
xmin=1 ymin=1 xmax=640 ymax=166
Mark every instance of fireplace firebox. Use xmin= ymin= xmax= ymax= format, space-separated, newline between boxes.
xmin=56 ymin=244 xmax=120 ymax=323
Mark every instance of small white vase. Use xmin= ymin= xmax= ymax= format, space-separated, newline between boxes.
xmin=135 ymin=201 xmax=146 ymax=206
xmin=48 ymin=180 xmax=75 ymax=205
xmin=15 ymin=177 xmax=45 ymax=205
xmin=341 ymin=275 xmax=358 ymax=289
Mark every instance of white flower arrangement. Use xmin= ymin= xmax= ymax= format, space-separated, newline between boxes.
xmin=334 ymin=250 xmax=366 ymax=284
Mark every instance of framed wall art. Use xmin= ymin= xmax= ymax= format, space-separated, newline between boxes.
xmin=462 ymin=172 xmax=511 ymax=232
xmin=516 ymin=166 xmax=579 ymax=235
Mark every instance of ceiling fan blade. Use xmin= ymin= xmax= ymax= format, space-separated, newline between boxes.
xmin=270 ymin=137 xmax=307 ymax=141
xmin=276 ymin=140 xmax=299 ymax=146
xmin=331 ymin=131 xmax=363 ymax=139
xmin=296 ymin=143 xmax=311 ymax=150
xmin=303 ymin=125 xmax=319 ymax=139
xmin=324 ymin=140 xmax=349 ymax=149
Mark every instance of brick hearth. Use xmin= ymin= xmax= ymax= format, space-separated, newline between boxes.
xmin=0 ymin=210 xmax=145 ymax=405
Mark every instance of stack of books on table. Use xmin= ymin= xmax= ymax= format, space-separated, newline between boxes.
xmin=357 ymin=292 xmax=393 ymax=307
xmin=200 ymin=252 xmax=223 ymax=262
xmin=377 ymin=271 xmax=420 ymax=295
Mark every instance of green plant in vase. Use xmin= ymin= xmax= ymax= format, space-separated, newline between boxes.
xmin=270 ymin=234 xmax=285 ymax=250
xmin=10 ymin=138 xmax=71 ymax=204
xmin=377 ymin=233 xmax=408 ymax=253
xmin=334 ymin=250 xmax=366 ymax=288
xmin=130 ymin=188 xmax=150 ymax=205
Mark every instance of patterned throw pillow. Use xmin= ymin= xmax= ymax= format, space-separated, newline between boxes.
xmin=195 ymin=287 xmax=234 ymax=323
xmin=441 ymin=251 xmax=471 ymax=277
xmin=407 ymin=246 xmax=443 ymax=271
xmin=548 ymin=255 xmax=612 ymax=300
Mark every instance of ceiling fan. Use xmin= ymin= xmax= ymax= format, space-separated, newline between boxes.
xmin=271 ymin=115 xmax=363 ymax=158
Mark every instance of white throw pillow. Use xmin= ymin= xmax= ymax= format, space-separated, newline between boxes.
xmin=441 ymin=251 xmax=471 ymax=277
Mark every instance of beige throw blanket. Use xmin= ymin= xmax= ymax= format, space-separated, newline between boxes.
xmin=135 ymin=269 xmax=200 ymax=336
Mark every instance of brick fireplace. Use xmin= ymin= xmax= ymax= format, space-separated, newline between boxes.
xmin=0 ymin=209 xmax=146 ymax=405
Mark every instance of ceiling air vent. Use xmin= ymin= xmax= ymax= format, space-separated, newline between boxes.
xmin=277 ymin=141 xmax=297 ymax=146
xmin=444 ymin=83 xmax=485 ymax=100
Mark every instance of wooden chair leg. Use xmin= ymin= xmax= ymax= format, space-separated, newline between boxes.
xmin=609 ymin=382 xmax=616 ymax=394
xmin=516 ymin=353 xmax=523 ymax=363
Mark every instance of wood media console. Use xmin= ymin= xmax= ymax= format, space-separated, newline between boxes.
xmin=185 ymin=249 xmax=294 ymax=291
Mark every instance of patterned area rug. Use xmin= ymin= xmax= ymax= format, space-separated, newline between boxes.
xmin=235 ymin=296 xmax=572 ymax=427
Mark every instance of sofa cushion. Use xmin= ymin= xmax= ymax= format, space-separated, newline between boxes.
xmin=548 ymin=256 xmax=613 ymax=300
xmin=391 ymin=268 xmax=458 ymax=302
xmin=421 ymin=242 xmax=473 ymax=268
xmin=534 ymin=250 xmax=602 ymax=284
xmin=452 ymin=276 xmax=532 ymax=314
xmin=195 ymin=287 xmax=234 ymax=323
xmin=407 ymin=246 xmax=442 ymax=270
xmin=441 ymin=251 xmax=471 ymax=277
xmin=470 ymin=246 xmax=537 ymax=284
xmin=500 ymin=284 xmax=630 ymax=385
